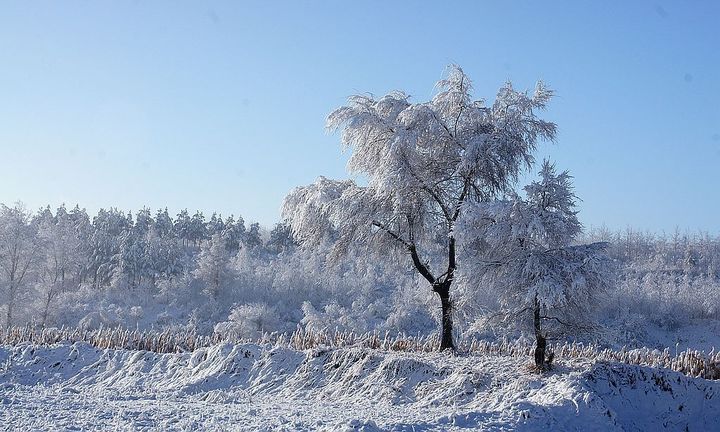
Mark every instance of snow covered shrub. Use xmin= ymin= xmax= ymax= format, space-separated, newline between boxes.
xmin=78 ymin=309 xmax=122 ymax=330
xmin=155 ymin=273 xmax=195 ymax=308
xmin=383 ymin=282 xmax=437 ymax=335
xmin=214 ymin=302 xmax=281 ymax=340
xmin=300 ymin=301 xmax=350 ymax=332
xmin=129 ymin=306 xmax=144 ymax=327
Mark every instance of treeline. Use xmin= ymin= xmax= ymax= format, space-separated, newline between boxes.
xmin=0 ymin=203 xmax=299 ymax=332
xmin=0 ymin=202 xmax=719 ymax=345
xmin=583 ymin=227 xmax=720 ymax=331
xmin=583 ymin=227 xmax=720 ymax=277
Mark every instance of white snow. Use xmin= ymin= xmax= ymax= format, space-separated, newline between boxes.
xmin=1 ymin=342 xmax=717 ymax=431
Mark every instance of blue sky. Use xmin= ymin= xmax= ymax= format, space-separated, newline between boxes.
xmin=0 ymin=1 xmax=718 ymax=233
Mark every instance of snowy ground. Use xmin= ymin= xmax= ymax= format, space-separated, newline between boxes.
xmin=0 ymin=342 xmax=718 ymax=431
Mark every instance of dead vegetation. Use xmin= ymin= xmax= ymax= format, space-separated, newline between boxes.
xmin=2 ymin=325 xmax=719 ymax=380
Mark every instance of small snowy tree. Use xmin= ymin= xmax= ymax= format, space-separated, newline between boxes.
xmin=467 ymin=161 xmax=612 ymax=368
xmin=283 ymin=65 xmax=556 ymax=349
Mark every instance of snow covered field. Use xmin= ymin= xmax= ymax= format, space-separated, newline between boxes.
xmin=1 ymin=342 xmax=717 ymax=431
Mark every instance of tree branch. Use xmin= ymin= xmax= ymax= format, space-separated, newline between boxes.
xmin=371 ymin=220 xmax=411 ymax=249
xmin=540 ymin=315 xmax=594 ymax=332
xmin=409 ymin=243 xmax=437 ymax=285
xmin=451 ymin=178 xmax=472 ymax=222
xmin=372 ymin=219 xmax=438 ymax=285
xmin=452 ymin=74 xmax=466 ymax=136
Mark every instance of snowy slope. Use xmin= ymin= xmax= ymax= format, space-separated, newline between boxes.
xmin=0 ymin=342 xmax=717 ymax=431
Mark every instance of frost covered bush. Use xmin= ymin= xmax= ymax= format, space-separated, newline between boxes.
xmin=78 ymin=308 xmax=123 ymax=330
xmin=214 ymin=303 xmax=282 ymax=340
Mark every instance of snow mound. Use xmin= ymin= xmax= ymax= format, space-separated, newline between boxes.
xmin=582 ymin=362 xmax=718 ymax=431
xmin=0 ymin=342 xmax=717 ymax=431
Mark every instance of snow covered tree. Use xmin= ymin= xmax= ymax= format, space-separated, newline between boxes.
xmin=146 ymin=228 xmax=183 ymax=283
xmin=266 ymin=222 xmax=297 ymax=254
xmin=214 ymin=302 xmax=281 ymax=339
xmin=193 ymin=234 xmax=231 ymax=299
xmin=175 ymin=209 xmax=192 ymax=247
xmin=223 ymin=215 xmax=246 ymax=253
xmin=153 ymin=208 xmax=174 ymax=238
xmin=244 ymin=222 xmax=263 ymax=249
xmin=188 ymin=211 xmax=208 ymax=246
xmin=119 ymin=230 xmax=148 ymax=288
xmin=35 ymin=208 xmax=83 ymax=326
xmin=467 ymin=161 xmax=612 ymax=368
xmin=283 ymin=65 xmax=556 ymax=349
xmin=207 ymin=213 xmax=226 ymax=236
xmin=0 ymin=203 xmax=40 ymax=327
xmin=134 ymin=207 xmax=153 ymax=237
xmin=88 ymin=208 xmax=129 ymax=288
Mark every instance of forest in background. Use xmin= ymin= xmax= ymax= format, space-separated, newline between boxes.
xmin=0 ymin=201 xmax=718 ymax=349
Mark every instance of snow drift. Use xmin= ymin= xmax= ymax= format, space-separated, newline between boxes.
xmin=1 ymin=342 xmax=717 ymax=431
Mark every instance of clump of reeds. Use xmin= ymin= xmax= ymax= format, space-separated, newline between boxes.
xmin=2 ymin=325 xmax=719 ymax=380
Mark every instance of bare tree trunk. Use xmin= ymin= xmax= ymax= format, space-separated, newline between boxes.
xmin=533 ymin=296 xmax=553 ymax=369
xmin=374 ymin=218 xmax=460 ymax=352
xmin=533 ymin=301 xmax=546 ymax=368
xmin=41 ymin=291 xmax=53 ymax=328
xmin=436 ymin=282 xmax=454 ymax=350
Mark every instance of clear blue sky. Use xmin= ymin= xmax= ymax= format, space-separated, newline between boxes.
xmin=1 ymin=1 xmax=718 ymax=233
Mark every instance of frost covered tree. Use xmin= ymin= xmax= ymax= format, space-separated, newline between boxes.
xmin=283 ymin=65 xmax=556 ymax=349
xmin=134 ymin=207 xmax=153 ymax=237
xmin=153 ymin=208 xmax=175 ymax=238
xmin=88 ymin=208 xmax=129 ymax=288
xmin=174 ymin=209 xmax=191 ymax=247
xmin=0 ymin=203 xmax=40 ymax=327
xmin=266 ymin=222 xmax=296 ymax=254
xmin=467 ymin=161 xmax=611 ymax=368
xmin=208 ymin=213 xmax=226 ymax=236
xmin=119 ymin=230 xmax=148 ymax=288
xmin=223 ymin=215 xmax=246 ymax=253
xmin=244 ymin=222 xmax=263 ymax=249
xmin=146 ymin=228 xmax=183 ymax=283
xmin=193 ymin=234 xmax=231 ymax=299
xmin=35 ymin=209 xmax=83 ymax=326
xmin=188 ymin=211 xmax=208 ymax=246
